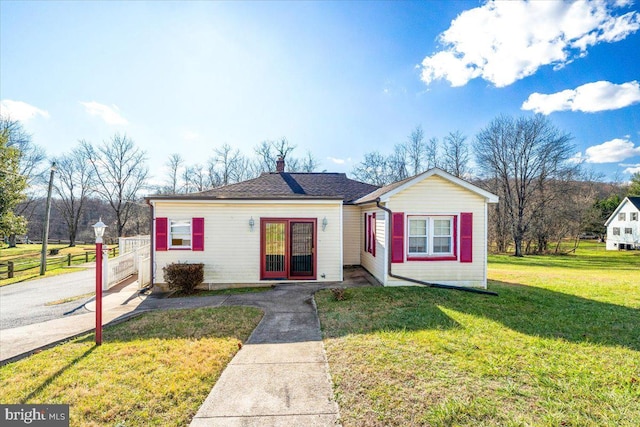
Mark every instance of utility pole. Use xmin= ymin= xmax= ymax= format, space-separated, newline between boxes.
xmin=40 ymin=162 xmax=57 ymax=275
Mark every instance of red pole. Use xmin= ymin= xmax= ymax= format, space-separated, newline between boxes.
xmin=95 ymin=242 xmax=103 ymax=345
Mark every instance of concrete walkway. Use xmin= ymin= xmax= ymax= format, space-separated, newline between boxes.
xmin=189 ymin=285 xmax=341 ymax=427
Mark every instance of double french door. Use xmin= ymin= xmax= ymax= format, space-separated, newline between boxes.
xmin=261 ymin=219 xmax=316 ymax=280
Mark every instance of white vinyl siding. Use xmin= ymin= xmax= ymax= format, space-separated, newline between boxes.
xmin=360 ymin=207 xmax=385 ymax=281
xmin=384 ymin=174 xmax=489 ymax=288
xmin=605 ymin=198 xmax=640 ymax=250
xmin=153 ymin=200 xmax=342 ymax=286
xmin=342 ymin=205 xmax=361 ymax=265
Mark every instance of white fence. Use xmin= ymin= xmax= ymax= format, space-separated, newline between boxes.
xmin=119 ymin=236 xmax=151 ymax=255
xmin=103 ymin=242 xmax=151 ymax=290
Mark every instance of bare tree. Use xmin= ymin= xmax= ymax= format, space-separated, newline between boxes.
xmin=299 ymin=151 xmax=320 ymax=172
xmin=405 ymin=126 xmax=426 ymax=176
xmin=252 ymin=138 xmax=298 ymax=174
xmin=387 ymin=143 xmax=409 ymax=182
xmin=474 ymin=115 xmax=576 ymax=257
xmin=164 ymin=153 xmax=184 ymax=194
xmin=442 ymin=131 xmax=471 ymax=178
xmin=52 ymin=144 xmax=95 ymax=246
xmin=426 ymin=137 xmax=439 ymax=169
xmin=82 ymin=134 xmax=149 ymax=237
xmin=352 ymin=151 xmax=389 ymax=186
xmin=212 ymin=144 xmax=248 ymax=186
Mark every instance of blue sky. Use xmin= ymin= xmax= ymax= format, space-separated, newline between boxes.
xmin=1 ymin=0 xmax=639 ymax=185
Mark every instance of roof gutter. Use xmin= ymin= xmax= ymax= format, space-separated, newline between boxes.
xmin=375 ymin=198 xmax=498 ymax=296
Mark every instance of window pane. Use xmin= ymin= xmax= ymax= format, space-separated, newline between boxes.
xmin=409 ymin=219 xmax=426 ymax=235
xmin=433 ymin=237 xmax=451 ymax=253
xmin=433 ymin=219 xmax=450 ymax=235
xmin=619 ymin=213 xmax=626 ymax=221
xmin=409 ymin=237 xmax=427 ymax=253
xmin=170 ymin=220 xmax=191 ymax=247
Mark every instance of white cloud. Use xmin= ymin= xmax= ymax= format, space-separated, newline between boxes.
xmin=0 ymin=99 xmax=50 ymax=122
xmin=621 ymin=163 xmax=640 ymax=174
xmin=583 ymin=138 xmax=640 ymax=163
xmin=522 ymin=80 xmax=640 ymax=114
xmin=80 ymin=101 xmax=128 ymax=125
xmin=328 ymin=156 xmax=346 ymax=165
xmin=420 ymin=0 xmax=640 ymax=87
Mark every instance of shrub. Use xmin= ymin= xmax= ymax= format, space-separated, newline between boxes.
xmin=163 ymin=263 xmax=204 ymax=294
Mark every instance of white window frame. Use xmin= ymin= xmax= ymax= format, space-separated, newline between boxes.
xmin=619 ymin=212 xmax=626 ymax=221
xmin=407 ymin=215 xmax=454 ymax=257
xmin=625 ymin=227 xmax=633 ymax=235
xmin=631 ymin=212 xmax=638 ymax=221
xmin=613 ymin=227 xmax=620 ymax=236
xmin=169 ymin=219 xmax=192 ymax=249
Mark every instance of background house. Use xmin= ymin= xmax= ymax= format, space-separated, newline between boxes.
xmin=146 ymin=163 xmax=498 ymax=289
xmin=605 ymin=196 xmax=640 ymax=250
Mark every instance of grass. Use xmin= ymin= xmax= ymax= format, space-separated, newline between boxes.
xmin=316 ymin=243 xmax=640 ymax=427
xmin=170 ymin=286 xmax=272 ymax=298
xmin=44 ymin=292 xmax=95 ymax=306
xmin=0 ymin=306 xmax=263 ymax=427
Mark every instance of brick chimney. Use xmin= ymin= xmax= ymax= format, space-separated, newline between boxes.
xmin=276 ymin=156 xmax=285 ymax=173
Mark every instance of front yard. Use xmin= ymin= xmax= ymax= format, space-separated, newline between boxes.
xmin=0 ymin=307 xmax=263 ymax=426
xmin=316 ymin=246 xmax=640 ymax=426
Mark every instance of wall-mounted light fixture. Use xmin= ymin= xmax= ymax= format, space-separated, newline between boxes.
xmin=249 ymin=217 xmax=255 ymax=232
xmin=322 ymin=217 xmax=328 ymax=231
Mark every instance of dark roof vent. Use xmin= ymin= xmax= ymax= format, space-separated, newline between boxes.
xmin=276 ymin=156 xmax=285 ymax=173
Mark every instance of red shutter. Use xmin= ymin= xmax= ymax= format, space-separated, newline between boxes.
xmin=155 ymin=217 xmax=168 ymax=251
xmin=192 ymin=217 xmax=204 ymax=251
xmin=460 ymin=212 xmax=473 ymax=263
xmin=372 ymin=213 xmax=376 ymax=257
xmin=391 ymin=212 xmax=404 ymax=263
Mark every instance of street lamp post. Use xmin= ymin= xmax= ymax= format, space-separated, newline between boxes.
xmin=93 ymin=219 xmax=107 ymax=346
xmin=39 ymin=162 xmax=57 ymax=275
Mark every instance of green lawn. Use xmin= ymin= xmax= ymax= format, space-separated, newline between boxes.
xmin=0 ymin=307 xmax=263 ymax=427
xmin=316 ymin=245 xmax=640 ymax=426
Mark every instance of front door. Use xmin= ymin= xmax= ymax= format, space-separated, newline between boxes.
xmin=261 ymin=219 xmax=316 ymax=280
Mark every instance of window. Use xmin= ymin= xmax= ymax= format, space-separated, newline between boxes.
xmin=632 ymin=212 xmax=638 ymax=221
xmin=619 ymin=213 xmax=626 ymax=221
xmin=625 ymin=228 xmax=633 ymax=235
xmin=408 ymin=216 xmax=454 ymax=257
xmin=613 ymin=227 xmax=620 ymax=236
xmin=170 ymin=219 xmax=192 ymax=248
xmin=364 ymin=213 xmax=376 ymax=256
xmin=155 ymin=217 xmax=204 ymax=251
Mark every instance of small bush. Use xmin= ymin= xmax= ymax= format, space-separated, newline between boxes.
xmin=330 ymin=287 xmax=346 ymax=301
xmin=163 ymin=263 xmax=204 ymax=294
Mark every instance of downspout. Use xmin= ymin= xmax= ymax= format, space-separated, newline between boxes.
xmin=147 ymin=200 xmax=155 ymax=289
xmin=375 ymin=198 xmax=498 ymax=296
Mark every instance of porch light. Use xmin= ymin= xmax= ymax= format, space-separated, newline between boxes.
xmin=249 ymin=217 xmax=255 ymax=232
xmin=322 ymin=217 xmax=328 ymax=231
xmin=93 ymin=218 xmax=107 ymax=243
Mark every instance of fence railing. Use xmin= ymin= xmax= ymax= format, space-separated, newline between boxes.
xmin=103 ymin=243 xmax=151 ymax=290
xmin=119 ymin=236 xmax=151 ymax=255
xmin=0 ymin=248 xmax=118 ymax=280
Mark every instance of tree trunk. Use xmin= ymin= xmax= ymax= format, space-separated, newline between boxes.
xmin=8 ymin=234 xmax=17 ymax=248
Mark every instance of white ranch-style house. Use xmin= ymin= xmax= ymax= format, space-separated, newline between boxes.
xmin=146 ymin=159 xmax=498 ymax=290
xmin=605 ymin=196 xmax=640 ymax=250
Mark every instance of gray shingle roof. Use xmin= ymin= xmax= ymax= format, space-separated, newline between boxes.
xmin=150 ymin=172 xmax=380 ymax=203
